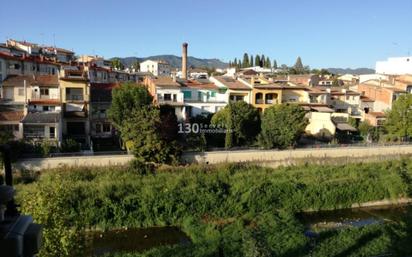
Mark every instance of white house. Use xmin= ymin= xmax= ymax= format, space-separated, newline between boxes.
xmin=140 ymin=60 xmax=171 ymax=77
xmin=376 ymin=56 xmax=412 ymax=75
xmin=180 ymin=79 xmax=227 ymax=118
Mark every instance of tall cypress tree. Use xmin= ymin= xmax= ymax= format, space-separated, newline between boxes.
xmin=234 ymin=58 xmax=238 ymax=68
xmin=266 ymin=57 xmax=271 ymax=68
xmin=294 ymin=56 xmax=304 ymax=73
xmin=255 ymin=55 xmax=261 ymax=67
xmin=261 ymin=54 xmax=266 ymax=67
xmin=242 ymin=53 xmax=250 ymax=68
xmin=273 ymin=60 xmax=278 ymax=69
xmin=237 ymin=59 xmax=241 ymax=68
xmin=250 ymin=55 xmax=254 ymax=67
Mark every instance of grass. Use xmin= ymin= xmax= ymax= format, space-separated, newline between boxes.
xmin=15 ymin=158 xmax=412 ymax=257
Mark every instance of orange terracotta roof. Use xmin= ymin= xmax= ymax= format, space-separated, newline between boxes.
xmin=152 ymin=77 xmax=180 ymax=88
xmin=180 ymin=80 xmax=218 ymax=90
xmin=2 ymin=75 xmax=59 ymax=87
xmin=29 ymin=99 xmax=60 ymax=105
xmin=0 ymin=111 xmax=24 ymax=122
xmin=214 ymin=76 xmax=251 ymax=90
xmin=361 ymin=96 xmax=374 ymax=102
xmin=368 ymin=112 xmax=385 ymax=118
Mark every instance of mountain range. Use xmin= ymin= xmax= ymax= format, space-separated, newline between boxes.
xmin=113 ymin=55 xmax=228 ymax=69
xmin=112 ymin=55 xmax=375 ymax=75
xmin=326 ymin=68 xmax=375 ymax=75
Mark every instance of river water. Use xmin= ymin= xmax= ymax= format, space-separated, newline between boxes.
xmin=298 ymin=204 xmax=412 ymax=232
xmin=87 ymin=226 xmax=190 ymax=256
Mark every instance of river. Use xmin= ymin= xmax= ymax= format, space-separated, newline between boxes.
xmin=298 ymin=203 xmax=412 ymax=232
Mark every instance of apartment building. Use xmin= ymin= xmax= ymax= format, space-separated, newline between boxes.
xmin=59 ymin=67 xmax=90 ymax=147
xmin=145 ymin=77 xmax=185 ymax=120
xmin=179 ymin=79 xmax=226 ymax=118
xmin=210 ymin=76 xmax=252 ymax=104
xmin=140 ymin=60 xmax=171 ymax=77
xmin=90 ymin=82 xmax=120 ymax=150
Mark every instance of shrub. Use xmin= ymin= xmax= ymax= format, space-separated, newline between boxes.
xmin=60 ymin=139 xmax=81 ymax=153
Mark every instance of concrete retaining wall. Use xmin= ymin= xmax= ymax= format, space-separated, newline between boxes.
xmin=182 ymin=145 xmax=412 ymax=164
xmin=14 ymin=145 xmax=412 ymax=171
xmin=15 ymin=154 xmax=135 ymax=171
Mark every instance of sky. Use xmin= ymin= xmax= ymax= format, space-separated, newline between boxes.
xmin=1 ymin=0 xmax=412 ymax=69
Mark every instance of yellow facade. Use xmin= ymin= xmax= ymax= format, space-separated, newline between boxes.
xmin=59 ymin=79 xmax=89 ymax=104
xmin=281 ymin=89 xmax=310 ymax=103
xmin=251 ymin=87 xmax=283 ymax=112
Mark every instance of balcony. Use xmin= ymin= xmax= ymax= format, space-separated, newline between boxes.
xmin=66 ymin=95 xmax=84 ymax=101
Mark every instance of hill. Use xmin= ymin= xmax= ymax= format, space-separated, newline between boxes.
xmin=112 ymin=55 xmax=228 ymax=69
xmin=327 ymin=67 xmax=375 ymax=75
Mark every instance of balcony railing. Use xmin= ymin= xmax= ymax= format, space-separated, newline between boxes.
xmin=24 ymin=132 xmax=46 ymax=138
xmin=255 ymin=99 xmax=264 ymax=104
xmin=31 ymin=95 xmax=60 ymax=100
xmin=265 ymin=99 xmax=275 ymax=104
xmin=66 ymin=95 xmax=84 ymax=101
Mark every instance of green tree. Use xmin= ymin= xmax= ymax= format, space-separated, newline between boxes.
xmin=211 ymin=101 xmax=260 ymax=148
xmin=242 ymin=53 xmax=250 ymax=68
xmin=255 ymin=55 xmax=261 ymax=67
xmin=108 ymin=83 xmax=180 ymax=164
xmin=111 ymin=58 xmax=124 ymax=70
xmin=265 ymin=57 xmax=271 ymax=68
xmin=107 ymin=82 xmax=153 ymax=129
xmin=258 ymin=104 xmax=308 ymax=149
xmin=131 ymin=60 xmax=140 ymax=71
xmin=293 ymin=56 xmax=304 ymax=74
xmin=273 ymin=60 xmax=278 ymax=69
xmin=385 ymin=94 xmax=412 ymax=140
xmin=120 ymin=106 xmax=180 ymax=164
xmin=359 ymin=120 xmax=382 ymax=142
xmin=250 ymin=55 xmax=254 ymax=67
xmin=261 ymin=54 xmax=266 ymax=67
xmin=234 ymin=58 xmax=238 ymax=68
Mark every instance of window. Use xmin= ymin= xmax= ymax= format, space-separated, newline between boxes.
xmin=42 ymin=106 xmax=55 ymax=111
xmin=183 ymin=91 xmax=192 ymax=100
xmin=52 ymin=68 xmax=55 ymax=75
xmin=100 ymin=109 xmax=106 ymax=118
xmin=102 ymin=123 xmax=111 ymax=133
xmin=164 ymin=94 xmax=172 ymax=101
xmin=211 ymin=91 xmax=216 ymax=97
xmin=95 ymin=123 xmax=102 ymax=133
xmin=40 ymin=88 xmax=49 ymax=95
xmin=49 ymin=127 xmax=55 ymax=138
xmin=18 ymin=88 xmax=24 ymax=96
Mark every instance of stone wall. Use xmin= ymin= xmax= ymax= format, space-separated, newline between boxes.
xmin=14 ymin=145 xmax=412 ymax=171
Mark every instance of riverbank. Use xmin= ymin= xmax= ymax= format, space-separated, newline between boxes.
xmin=15 ymin=158 xmax=412 ymax=256
xmin=14 ymin=144 xmax=412 ymax=171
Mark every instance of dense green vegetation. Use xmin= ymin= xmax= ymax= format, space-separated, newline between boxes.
xmin=16 ymin=158 xmax=412 ymax=257
xmin=385 ymin=94 xmax=412 ymax=140
xmin=211 ymin=101 xmax=260 ymax=149
xmin=108 ymin=83 xmax=180 ymax=164
xmin=258 ymin=104 xmax=308 ymax=149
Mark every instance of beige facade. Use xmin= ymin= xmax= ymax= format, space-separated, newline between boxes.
xmin=59 ymin=71 xmax=91 ymax=146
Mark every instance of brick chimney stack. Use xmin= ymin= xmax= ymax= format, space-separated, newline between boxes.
xmin=182 ymin=42 xmax=188 ymax=80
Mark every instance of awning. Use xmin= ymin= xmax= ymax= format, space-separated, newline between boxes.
xmin=335 ymin=123 xmax=357 ymax=132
